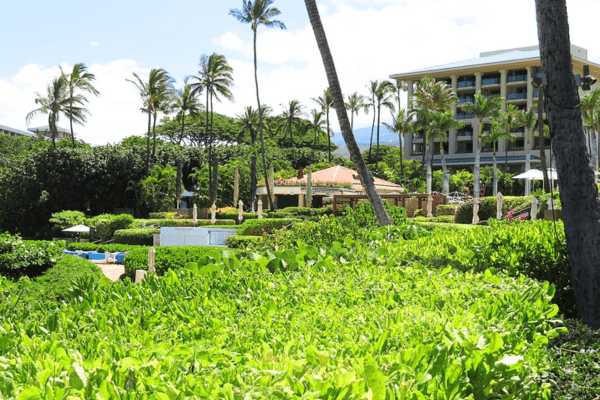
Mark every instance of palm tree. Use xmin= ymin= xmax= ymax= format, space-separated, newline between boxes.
xmin=26 ymin=76 xmax=87 ymax=150
xmin=173 ymin=78 xmax=204 ymax=146
xmin=412 ymin=77 xmax=457 ymax=193
xmin=230 ymin=0 xmax=286 ymax=211
xmin=312 ymin=88 xmax=335 ymax=162
xmin=428 ymin=110 xmax=463 ymax=195
xmin=306 ymin=108 xmax=327 ymax=150
xmin=126 ymin=68 xmax=173 ymax=172
xmin=364 ymin=80 xmax=378 ymax=163
xmin=304 ymin=0 xmax=391 ymax=225
xmin=382 ymin=108 xmax=413 ymax=179
xmin=236 ymin=106 xmax=262 ymax=211
xmin=190 ymin=53 xmax=234 ymax=205
xmin=345 ymin=92 xmax=366 ymax=133
xmin=461 ymin=92 xmax=503 ymax=198
xmin=278 ymin=99 xmax=304 ymax=147
xmin=482 ymin=117 xmax=515 ymax=195
xmin=60 ymin=63 xmax=99 ymax=148
xmin=581 ymin=89 xmax=600 ymax=170
xmin=373 ymin=80 xmax=395 ymax=164
xmin=500 ymin=104 xmax=525 ymax=169
xmin=521 ymin=104 xmax=538 ymax=195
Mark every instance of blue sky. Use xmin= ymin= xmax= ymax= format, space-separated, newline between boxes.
xmin=2 ymin=0 xmax=600 ymax=145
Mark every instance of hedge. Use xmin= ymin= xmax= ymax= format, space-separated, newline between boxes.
xmin=114 ymin=228 xmax=160 ymax=246
xmin=268 ymin=206 xmax=334 ymax=219
xmin=123 ymin=246 xmax=240 ymax=279
xmin=66 ymin=243 xmax=146 ymax=253
xmin=414 ymin=215 xmax=456 ymax=224
xmin=435 ymin=204 xmax=457 ymax=216
xmin=236 ymin=218 xmax=300 ymax=236
xmin=225 ymin=235 xmax=264 ymax=249
xmin=215 ymin=212 xmax=258 ymax=224
xmin=0 ymin=233 xmax=64 ymax=279
xmin=132 ymin=219 xmax=236 ymax=228
xmin=22 ymin=256 xmax=106 ymax=302
xmin=454 ymin=196 xmax=531 ymax=224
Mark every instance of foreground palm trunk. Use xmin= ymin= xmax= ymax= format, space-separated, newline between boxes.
xmin=305 ymin=0 xmax=392 ymax=226
xmin=536 ymin=0 xmax=600 ymax=328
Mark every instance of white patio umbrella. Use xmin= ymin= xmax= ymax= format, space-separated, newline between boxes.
xmin=62 ymin=224 xmax=91 ymax=233
xmin=512 ymin=169 xmax=543 ymax=180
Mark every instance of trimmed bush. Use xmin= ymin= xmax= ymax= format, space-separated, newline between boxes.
xmin=90 ymin=213 xmax=134 ymax=240
xmin=271 ymin=206 xmax=334 ymax=219
xmin=114 ymin=228 xmax=159 ymax=246
xmin=22 ymin=256 xmax=105 ymax=302
xmin=132 ymin=219 xmax=236 ymax=228
xmin=225 ymin=235 xmax=264 ymax=249
xmin=215 ymin=212 xmax=258 ymax=223
xmin=236 ymin=218 xmax=300 ymax=236
xmin=0 ymin=232 xmax=64 ymax=278
xmin=66 ymin=243 xmax=146 ymax=253
xmin=49 ymin=210 xmax=86 ymax=234
xmin=123 ymin=246 xmax=240 ymax=278
xmin=435 ymin=204 xmax=457 ymax=216
xmin=454 ymin=196 xmax=530 ymax=224
xmin=414 ymin=215 xmax=456 ymax=224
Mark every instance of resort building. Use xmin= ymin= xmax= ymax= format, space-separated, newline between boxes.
xmin=27 ymin=125 xmax=73 ymax=141
xmin=390 ymin=45 xmax=600 ymax=172
xmin=0 ymin=124 xmax=37 ymax=138
xmin=256 ymin=165 xmax=404 ymax=208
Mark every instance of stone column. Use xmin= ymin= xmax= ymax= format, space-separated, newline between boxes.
xmin=475 ymin=72 xmax=482 ymax=94
xmin=500 ymin=70 xmax=508 ymax=111
xmin=406 ymin=81 xmax=414 ymax=157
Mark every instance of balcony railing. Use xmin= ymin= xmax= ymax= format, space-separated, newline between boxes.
xmin=457 ymin=131 xmax=473 ymax=137
xmin=509 ymin=146 xmax=525 ymax=151
xmin=482 ymin=77 xmax=500 ymax=85
xmin=456 ymin=113 xmax=474 ymax=120
xmin=507 ymin=75 xmax=527 ymax=83
xmin=507 ymin=93 xmax=526 ymax=100
xmin=412 ymin=134 xmax=424 ymax=140
xmin=457 ymin=81 xmax=475 ymax=88
xmin=458 ymin=96 xmax=474 ymax=104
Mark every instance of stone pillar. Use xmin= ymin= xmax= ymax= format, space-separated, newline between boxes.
xmin=475 ymin=72 xmax=482 ymax=94
xmin=298 ymin=193 xmax=305 ymax=207
xmin=500 ymin=70 xmax=508 ymax=111
xmin=406 ymin=81 xmax=414 ymax=157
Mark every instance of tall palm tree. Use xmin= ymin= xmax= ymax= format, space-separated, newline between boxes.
xmin=126 ymin=68 xmax=173 ymax=172
xmin=60 ymin=63 xmax=99 ymax=148
xmin=345 ymin=92 xmax=366 ymax=133
xmin=26 ymin=76 xmax=87 ymax=150
xmin=312 ymin=88 xmax=335 ymax=163
xmin=307 ymin=108 xmax=327 ymax=150
xmin=373 ymin=80 xmax=395 ymax=164
xmin=412 ymin=77 xmax=457 ymax=193
xmin=364 ymin=80 xmax=378 ymax=164
xmin=278 ymin=99 xmax=304 ymax=147
xmin=382 ymin=108 xmax=413 ymax=179
xmin=428 ymin=110 xmax=463 ymax=195
xmin=190 ymin=53 xmax=234 ymax=205
xmin=230 ymin=0 xmax=286 ymax=211
xmin=482 ymin=117 xmax=515 ymax=196
xmin=304 ymin=0 xmax=391 ymax=225
xmin=500 ymin=104 xmax=524 ymax=169
xmin=235 ymin=105 xmax=263 ymax=211
xmin=150 ymin=84 xmax=176 ymax=160
xmin=461 ymin=92 xmax=503 ymax=198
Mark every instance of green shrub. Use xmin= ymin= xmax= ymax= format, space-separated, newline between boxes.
xmin=216 ymin=212 xmax=258 ymax=224
xmin=435 ymin=204 xmax=457 ymax=216
xmin=454 ymin=196 xmax=530 ymax=224
xmin=149 ymin=212 xmax=168 ymax=219
xmin=0 ymin=232 xmax=64 ymax=279
xmin=89 ymin=213 xmax=134 ymax=240
xmin=123 ymin=246 xmax=239 ymax=278
xmin=236 ymin=218 xmax=300 ymax=236
xmin=132 ymin=219 xmax=236 ymax=228
xmin=22 ymin=256 xmax=105 ymax=302
xmin=414 ymin=215 xmax=456 ymax=224
xmin=66 ymin=243 xmax=146 ymax=253
xmin=114 ymin=228 xmax=159 ymax=246
xmin=225 ymin=235 xmax=264 ymax=249
xmin=272 ymin=206 xmax=334 ymax=219
xmin=49 ymin=210 xmax=86 ymax=234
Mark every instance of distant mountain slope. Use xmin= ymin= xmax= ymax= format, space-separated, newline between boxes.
xmin=332 ymin=126 xmax=400 ymax=157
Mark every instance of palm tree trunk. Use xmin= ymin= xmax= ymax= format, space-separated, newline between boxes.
xmin=426 ymin=134 xmax=433 ymax=193
xmin=399 ymin=131 xmax=404 ymax=179
xmin=209 ymin=97 xmax=218 ymax=205
xmin=539 ymin=89 xmax=551 ymax=192
xmin=525 ymin=128 xmax=532 ymax=195
xmin=326 ymin=109 xmax=331 ymax=163
xmin=473 ymin=132 xmax=481 ymax=199
xmin=49 ymin=113 xmax=56 ymax=150
xmin=492 ymin=150 xmax=499 ymax=196
xmin=376 ymin=103 xmax=381 ymax=167
xmin=368 ymin=107 xmax=375 ymax=164
xmin=146 ymin=112 xmax=152 ymax=172
xmin=305 ymin=0 xmax=391 ymax=226
xmin=70 ymin=98 xmax=75 ymax=148
xmin=250 ymin=154 xmax=257 ymax=212
xmin=179 ymin=113 xmax=186 ymax=146
xmin=440 ymin=146 xmax=449 ymax=195
xmin=253 ymin=27 xmax=274 ymax=211
xmin=536 ymin=0 xmax=600 ymax=328
xmin=152 ymin=112 xmax=158 ymax=161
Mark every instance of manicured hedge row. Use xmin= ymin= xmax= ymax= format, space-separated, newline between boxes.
xmin=132 ymin=219 xmax=236 ymax=228
xmin=236 ymin=218 xmax=300 ymax=236
xmin=215 ymin=212 xmax=258 ymax=223
xmin=225 ymin=235 xmax=264 ymax=249
xmin=66 ymin=243 xmax=146 ymax=253
xmin=455 ymin=196 xmax=530 ymax=224
xmin=267 ymin=206 xmax=334 ymax=219
xmin=123 ymin=246 xmax=240 ymax=279
xmin=114 ymin=228 xmax=160 ymax=246
xmin=435 ymin=204 xmax=457 ymax=216
xmin=0 ymin=232 xmax=64 ymax=278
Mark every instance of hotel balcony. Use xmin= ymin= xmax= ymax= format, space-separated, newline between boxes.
xmin=507 ymin=92 xmax=527 ymax=101
xmin=458 ymin=96 xmax=474 ymax=104
xmin=457 ymin=81 xmax=475 ymax=89
xmin=482 ymin=77 xmax=500 ymax=86
xmin=507 ymin=74 xmax=527 ymax=83
xmin=456 ymin=112 xmax=474 ymax=120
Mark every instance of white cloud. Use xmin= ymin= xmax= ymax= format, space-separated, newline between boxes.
xmin=212 ymin=32 xmax=245 ymax=52
xmin=90 ymin=41 xmax=99 ymax=47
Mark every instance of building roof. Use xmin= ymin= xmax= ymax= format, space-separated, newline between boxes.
xmin=28 ymin=125 xmax=71 ymax=133
xmin=0 ymin=124 xmax=37 ymax=138
xmin=286 ymin=165 xmax=403 ymax=190
xmin=391 ymin=44 xmax=600 ymax=80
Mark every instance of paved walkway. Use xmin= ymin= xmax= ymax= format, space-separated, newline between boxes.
xmin=90 ymin=259 xmax=125 ymax=281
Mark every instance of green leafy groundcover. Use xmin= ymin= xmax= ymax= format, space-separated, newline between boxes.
xmin=0 ymin=240 xmax=561 ymax=399
xmin=0 ymin=232 xmax=64 ymax=279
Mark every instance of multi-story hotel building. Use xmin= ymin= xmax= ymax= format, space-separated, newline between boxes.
xmin=0 ymin=124 xmax=37 ymax=138
xmin=390 ymin=45 xmax=600 ymax=172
